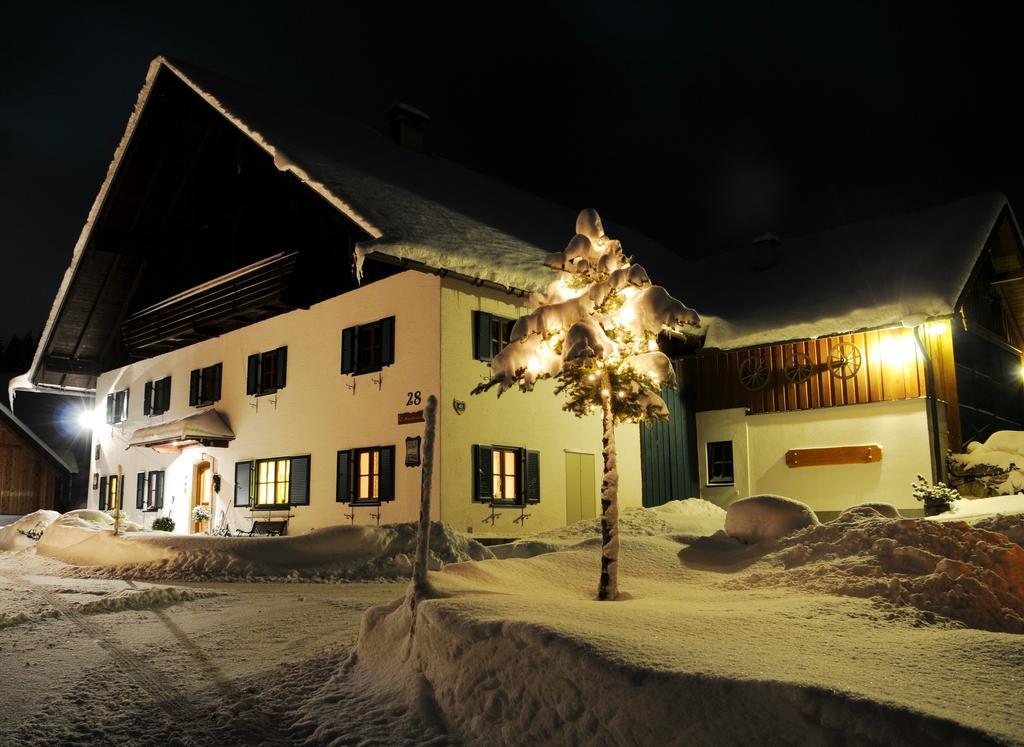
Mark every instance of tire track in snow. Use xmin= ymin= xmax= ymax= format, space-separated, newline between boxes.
xmin=0 ymin=568 xmax=242 ymax=745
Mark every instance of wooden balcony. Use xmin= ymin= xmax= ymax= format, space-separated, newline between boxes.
xmin=121 ymin=252 xmax=300 ymax=356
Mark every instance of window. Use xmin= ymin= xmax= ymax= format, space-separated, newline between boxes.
xmin=247 ymin=347 xmax=287 ymax=396
xmin=144 ymin=377 xmax=172 ymax=416
xmin=101 ymin=474 xmax=123 ymax=511
xmin=136 ymin=471 xmax=165 ymax=510
xmin=105 ymin=388 xmax=130 ymax=424
xmin=471 ymin=445 xmax=540 ymax=504
xmin=473 ymin=311 xmax=514 ymax=361
xmin=341 ymin=317 xmax=395 ymax=375
xmin=233 ymin=456 xmax=310 ymax=508
xmin=337 ymin=446 xmax=395 ymax=503
xmin=706 ymin=441 xmax=734 ymax=486
xmin=189 ymin=363 xmax=223 ymax=407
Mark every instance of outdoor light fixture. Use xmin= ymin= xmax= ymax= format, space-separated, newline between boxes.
xmin=76 ymin=406 xmax=105 ymax=432
xmin=879 ymin=335 xmax=919 ymax=366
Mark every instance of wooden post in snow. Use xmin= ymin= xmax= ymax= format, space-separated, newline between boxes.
xmin=411 ymin=394 xmax=438 ymax=597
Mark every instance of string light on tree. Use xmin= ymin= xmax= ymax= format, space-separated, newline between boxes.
xmin=473 ymin=209 xmax=700 ymax=600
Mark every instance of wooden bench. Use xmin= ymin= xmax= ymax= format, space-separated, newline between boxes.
xmin=234 ymin=519 xmax=288 ymax=537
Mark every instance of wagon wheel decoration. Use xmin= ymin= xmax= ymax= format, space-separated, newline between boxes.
xmin=738 ymin=355 xmax=770 ymax=391
xmin=784 ymin=351 xmax=814 ymax=384
xmin=827 ymin=341 xmax=862 ymax=379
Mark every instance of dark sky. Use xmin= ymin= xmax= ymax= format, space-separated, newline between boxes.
xmin=3 ymin=1 xmax=1024 ymax=344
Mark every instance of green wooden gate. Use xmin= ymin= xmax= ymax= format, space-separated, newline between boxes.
xmin=640 ymin=378 xmax=698 ymax=507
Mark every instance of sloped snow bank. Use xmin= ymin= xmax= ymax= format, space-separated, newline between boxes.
xmin=725 ymin=494 xmax=819 ymax=544
xmin=492 ymin=499 xmax=726 ymax=559
xmin=950 ymin=430 xmax=1024 ymax=495
xmin=928 ymin=493 xmax=1024 ymax=521
xmin=38 ymin=517 xmax=492 ymax=582
xmin=353 ymin=536 xmax=1020 ymax=745
xmin=730 ymin=510 xmax=1024 ymax=633
xmin=0 ymin=510 xmax=60 ymax=551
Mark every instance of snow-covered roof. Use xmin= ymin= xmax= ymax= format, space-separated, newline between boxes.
xmin=0 ymin=401 xmax=75 ymax=474
xmin=683 ymin=193 xmax=1018 ymax=350
xmin=128 ymin=409 xmax=234 ymax=448
xmin=22 ymin=56 xmax=686 ymax=394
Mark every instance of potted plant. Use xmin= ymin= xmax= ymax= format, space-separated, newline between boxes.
xmin=912 ymin=474 xmax=961 ymax=516
xmin=191 ymin=505 xmax=212 ymax=533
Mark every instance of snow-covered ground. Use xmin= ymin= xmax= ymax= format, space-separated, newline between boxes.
xmin=2 ymin=498 xmax=1023 ymax=745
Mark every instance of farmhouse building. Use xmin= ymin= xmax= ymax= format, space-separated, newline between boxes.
xmin=17 ymin=57 xmax=1024 ymax=532
xmin=0 ymin=401 xmax=73 ymax=520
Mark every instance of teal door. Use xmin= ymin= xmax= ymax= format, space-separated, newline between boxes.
xmin=641 ymin=380 xmax=698 ymax=506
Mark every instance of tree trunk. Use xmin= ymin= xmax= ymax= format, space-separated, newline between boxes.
xmin=598 ymin=374 xmax=619 ymax=601
xmin=411 ymin=394 xmax=438 ymax=597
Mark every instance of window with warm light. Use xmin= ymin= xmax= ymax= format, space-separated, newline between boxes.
xmin=492 ymin=447 xmax=519 ymax=501
xmin=336 ymin=446 xmax=395 ymax=503
xmin=255 ymin=458 xmax=291 ymax=506
xmin=471 ymin=444 xmax=541 ymax=504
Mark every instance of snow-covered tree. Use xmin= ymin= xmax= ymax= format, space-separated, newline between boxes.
xmin=473 ymin=209 xmax=700 ymax=600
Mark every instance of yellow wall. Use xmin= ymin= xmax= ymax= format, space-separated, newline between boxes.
xmin=91 ymin=271 xmax=442 ymax=534
xmin=438 ymin=278 xmax=643 ymax=538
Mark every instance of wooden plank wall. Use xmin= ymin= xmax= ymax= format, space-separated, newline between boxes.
xmin=689 ymin=325 xmax=961 ymax=445
xmin=0 ymin=421 xmax=58 ymax=515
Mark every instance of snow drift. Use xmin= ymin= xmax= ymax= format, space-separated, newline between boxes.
xmin=33 ymin=513 xmax=492 ymax=582
xmin=0 ymin=510 xmax=59 ymax=551
xmin=949 ymin=430 xmax=1024 ymax=496
xmin=724 ymin=494 xmax=819 ymax=544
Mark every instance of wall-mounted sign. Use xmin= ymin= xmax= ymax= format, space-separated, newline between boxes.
xmin=452 ymin=399 xmax=466 ymax=415
xmin=92 ymin=473 xmax=98 ymax=489
xmin=785 ymin=444 xmax=882 ymax=468
xmin=405 ymin=436 xmax=422 ymax=467
xmin=398 ymin=410 xmax=425 ymax=425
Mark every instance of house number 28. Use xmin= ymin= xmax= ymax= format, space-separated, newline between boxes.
xmin=406 ymin=391 xmax=422 ymax=406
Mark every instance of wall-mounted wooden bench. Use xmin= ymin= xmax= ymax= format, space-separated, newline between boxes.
xmin=785 ymin=445 xmax=882 ymax=468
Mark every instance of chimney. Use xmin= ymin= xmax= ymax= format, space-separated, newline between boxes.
xmin=752 ymin=232 xmax=782 ymax=271
xmin=387 ymin=103 xmax=430 ymax=152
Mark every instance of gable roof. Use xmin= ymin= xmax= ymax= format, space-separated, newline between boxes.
xmin=0 ymin=402 xmax=75 ymax=474
xmin=22 ymin=56 xmax=686 ymax=394
xmin=683 ymin=193 xmax=1022 ymax=350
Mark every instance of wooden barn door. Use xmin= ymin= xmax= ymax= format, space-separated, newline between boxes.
xmin=641 ymin=380 xmax=698 ymax=507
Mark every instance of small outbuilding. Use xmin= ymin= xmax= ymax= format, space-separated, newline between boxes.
xmin=0 ymin=401 xmax=74 ymax=519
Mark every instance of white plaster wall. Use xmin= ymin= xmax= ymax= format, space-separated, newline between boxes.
xmin=438 ymin=278 xmax=643 ymax=539
xmin=89 ymin=271 xmax=442 ymax=535
xmin=696 ymin=399 xmax=932 ymax=513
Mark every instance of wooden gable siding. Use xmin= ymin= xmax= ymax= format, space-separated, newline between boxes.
xmin=0 ymin=420 xmax=58 ymax=515
xmin=688 ymin=324 xmax=961 ymax=444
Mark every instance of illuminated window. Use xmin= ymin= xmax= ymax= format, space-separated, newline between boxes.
xmin=336 ymin=446 xmax=395 ymax=503
xmin=108 ymin=475 xmax=120 ymax=510
xmin=256 ymin=458 xmax=291 ymax=506
xmin=706 ymin=441 xmax=734 ymax=486
xmin=492 ymin=447 xmax=519 ymax=501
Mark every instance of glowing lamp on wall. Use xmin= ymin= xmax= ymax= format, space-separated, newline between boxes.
xmin=76 ymin=406 xmax=106 ymax=432
xmin=879 ymin=335 xmax=919 ymax=367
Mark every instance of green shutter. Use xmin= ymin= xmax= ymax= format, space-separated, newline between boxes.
xmin=98 ymin=476 xmax=107 ymax=510
xmin=189 ymin=369 xmax=200 ymax=406
xmin=380 ymin=317 xmax=395 ymax=367
xmin=473 ymin=311 xmax=493 ymax=361
xmin=524 ymin=450 xmax=541 ymax=504
xmin=379 ymin=446 xmax=395 ymax=501
xmin=246 ymin=354 xmax=259 ymax=395
xmin=212 ymin=363 xmax=223 ymax=401
xmin=473 ymin=445 xmax=494 ymax=502
xmin=275 ymin=347 xmax=288 ymax=389
xmin=155 ymin=471 xmax=165 ymax=509
xmin=336 ymin=450 xmax=353 ymax=502
xmin=160 ymin=377 xmax=172 ymax=413
xmin=234 ymin=461 xmax=252 ymax=507
xmin=341 ymin=327 xmax=356 ymax=374
xmin=136 ymin=472 xmax=146 ymax=509
xmin=289 ymin=455 xmax=311 ymax=506
xmin=105 ymin=393 xmax=115 ymax=424
xmin=143 ymin=382 xmax=152 ymax=415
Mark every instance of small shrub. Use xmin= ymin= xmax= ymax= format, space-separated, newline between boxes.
xmin=912 ymin=474 xmax=961 ymax=516
xmin=191 ymin=505 xmax=211 ymax=523
xmin=151 ymin=516 xmax=175 ymax=532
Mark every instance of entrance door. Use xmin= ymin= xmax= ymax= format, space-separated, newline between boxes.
xmin=565 ymin=452 xmax=597 ymax=525
xmin=192 ymin=461 xmax=212 ymax=533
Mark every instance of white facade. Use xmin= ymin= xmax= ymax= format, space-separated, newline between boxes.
xmin=87 ymin=271 xmax=642 ymax=537
xmin=696 ymin=398 xmax=935 ymax=515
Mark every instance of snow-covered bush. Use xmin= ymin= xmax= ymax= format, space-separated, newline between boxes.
xmin=948 ymin=430 xmax=1024 ymax=497
xmin=151 ymin=516 xmax=175 ymax=532
xmin=724 ymin=494 xmax=819 ymax=544
xmin=191 ymin=505 xmax=211 ymax=523
xmin=912 ymin=474 xmax=960 ymax=516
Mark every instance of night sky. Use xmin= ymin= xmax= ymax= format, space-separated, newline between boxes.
xmin=3 ymin=1 xmax=1024 ymax=344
